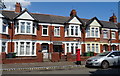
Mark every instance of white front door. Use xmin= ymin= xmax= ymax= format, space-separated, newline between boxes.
xmin=42 ymin=45 xmax=48 ymax=59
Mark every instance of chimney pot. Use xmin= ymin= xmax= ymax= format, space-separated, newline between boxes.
xmin=70 ymin=9 xmax=77 ymax=17
xmin=15 ymin=2 xmax=22 ymax=13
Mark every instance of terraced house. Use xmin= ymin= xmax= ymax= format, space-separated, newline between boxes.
xmin=0 ymin=3 xmax=120 ymax=63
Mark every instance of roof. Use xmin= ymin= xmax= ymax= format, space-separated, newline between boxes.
xmin=1 ymin=10 xmax=118 ymax=29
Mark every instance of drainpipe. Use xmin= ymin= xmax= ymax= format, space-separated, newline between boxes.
xmin=10 ymin=21 xmax=14 ymax=53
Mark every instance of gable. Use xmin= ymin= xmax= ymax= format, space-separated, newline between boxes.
xmin=17 ymin=11 xmax=34 ymax=20
xmin=90 ymin=19 xmax=101 ymax=27
xmin=69 ymin=17 xmax=82 ymax=24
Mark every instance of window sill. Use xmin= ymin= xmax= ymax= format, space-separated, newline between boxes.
xmin=15 ymin=55 xmax=37 ymax=56
xmin=15 ymin=33 xmax=36 ymax=35
xmin=103 ymin=38 xmax=109 ymax=39
xmin=54 ymin=36 xmax=60 ymax=37
xmin=42 ymin=35 xmax=49 ymax=37
xmin=0 ymin=33 xmax=9 ymax=35
xmin=65 ymin=36 xmax=81 ymax=38
xmin=111 ymin=38 xmax=116 ymax=40
xmin=86 ymin=37 xmax=100 ymax=38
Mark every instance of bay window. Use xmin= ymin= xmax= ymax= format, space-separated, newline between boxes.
xmin=15 ymin=20 xmax=36 ymax=35
xmin=65 ymin=25 xmax=81 ymax=37
xmin=15 ymin=41 xmax=36 ymax=56
xmin=86 ymin=43 xmax=100 ymax=53
xmin=86 ymin=27 xmax=100 ymax=38
xmin=65 ymin=43 xmax=80 ymax=55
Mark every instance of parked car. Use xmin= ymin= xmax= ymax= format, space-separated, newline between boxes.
xmin=85 ymin=51 xmax=120 ymax=69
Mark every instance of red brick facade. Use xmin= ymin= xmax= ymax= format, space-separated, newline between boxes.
xmin=0 ymin=3 xmax=120 ymax=64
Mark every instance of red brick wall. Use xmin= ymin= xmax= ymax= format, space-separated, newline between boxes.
xmin=2 ymin=53 xmax=43 ymax=64
xmin=7 ymin=42 xmax=14 ymax=53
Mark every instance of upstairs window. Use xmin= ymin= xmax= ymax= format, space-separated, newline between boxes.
xmin=42 ymin=25 xmax=48 ymax=36
xmin=15 ymin=20 xmax=36 ymax=35
xmin=119 ymin=32 xmax=120 ymax=40
xmin=111 ymin=32 xmax=116 ymax=39
xmin=54 ymin=26 xmax=60 ymax=36
xmin=65 ymin=25 xmax=80 ymax=37
xmin=103 ymin=30 xmax=108 ymax=39
xmin=21 ymin=22 xmax=25 ymax=33
xmin=86 ymin=27 xmax=99 ymax=38
xmin=2 ymin=21 xmax=8 ymax=34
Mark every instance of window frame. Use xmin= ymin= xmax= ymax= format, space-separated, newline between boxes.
xmin=42 ymin=25 xmax=48 ymax=36
xmin=65 ymin=24 xmax=81 ymax=37
xmin=54 ymin=26 xmax=60 ymax=37
xmin=111 ymin=32 xmax=116 ymax=39
xmin=15 ymin=41 xmax=36 ymax=56
xmin=2 ymin=20 xmax=8 ymax=34
xmin=15 ymin=20 xmax=36 ymax=35
xmin=1 ymin=42 xmax=7 ymax=53
xmin=86 ymin=27 xmax=100 ymax=38
xmin=103 ymin=30 xmax=108 ymax=39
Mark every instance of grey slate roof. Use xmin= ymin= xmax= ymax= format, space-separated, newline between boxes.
xmin=1 ymin=10 xmax=118 ymax=29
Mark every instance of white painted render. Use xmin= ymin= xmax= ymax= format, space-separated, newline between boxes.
xmin=69 ymin=17 xmax=82 ymax=24
xmin=17 ymin=12 xmax=34 ymax=20
xmin=90 ymin=19 xmax=101 ymax=27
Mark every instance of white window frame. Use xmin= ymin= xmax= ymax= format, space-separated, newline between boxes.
xmin=2 ymin=19 xmax=8 ymax=34
xmin=15 ymin=20 xmax=36 ymax=35
xmin=86 ymin=27 xmax=100 ymax=38
xmin=103 ymin=30 xmax=108 ymax=39
xmin=42 ymin=25 xmax=48 ymax=36
xmin=65 ymin=24 xmax=81 ymax=37
xmin=54 ymin=26 xmax=60 ymax=37
xmin=15 ymin=41 xmax=36 ymax=56
xmin=118 ymin=32 xmax=120 ymax=40
xmin=86 ymin=43 xmax=100 ymax=53
xmin=0 ymin=41 xmax=8 ymax=53
xmin=65 ymin=42 xmax=80 ymax=55
xmin=111 ymin=32 xmax=116 ymax=39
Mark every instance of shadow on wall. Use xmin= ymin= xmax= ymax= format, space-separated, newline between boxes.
xmin=89 ymin=67 xmax=120 ymax=76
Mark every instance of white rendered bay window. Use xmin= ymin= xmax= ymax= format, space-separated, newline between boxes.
xmin=86 ymin=27 xmax=100 ymax=38
xmin=15 ymin=20 xmax=36 ymax=35
xmin=15 ymin=41 xmax=36 ymax=56
xmin=65 ymin=43 xmax=80 ymax=55
xmin=65 ymin=25 xmax=80 ymax=37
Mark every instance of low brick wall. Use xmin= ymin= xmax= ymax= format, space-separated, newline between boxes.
xmin=66 ymin=53 xmax=91 ymax=62
xmin=1 ymin=52 xmax=43 ymax=64
xmin=51 ymin=52 xmax=60 ymax=62
xmin=66 ymin=53 xmax=76 ymax=62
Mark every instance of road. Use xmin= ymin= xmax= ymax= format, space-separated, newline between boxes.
xmin=2 ymin=67 xmax=120 ymax=75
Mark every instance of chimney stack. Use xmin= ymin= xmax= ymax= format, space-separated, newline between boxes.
xmin=70 ymin=9 xmax=77 ymax=17
xmin=15 ymin=2 xmax=22 ymax=13
xmin=109 ymin=13 xmax=117 ymax=23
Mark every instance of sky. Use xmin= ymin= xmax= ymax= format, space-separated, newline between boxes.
xmin=1 ymin=0 xmax=119 ymax=22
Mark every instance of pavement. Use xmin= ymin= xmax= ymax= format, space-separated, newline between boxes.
xmin=1 ymin=61 xmax=86 ymax=71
